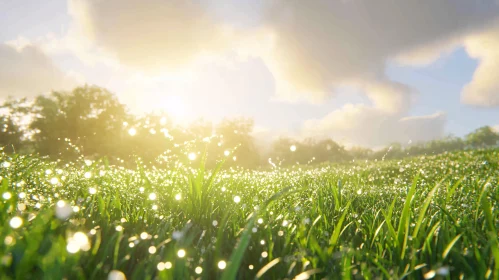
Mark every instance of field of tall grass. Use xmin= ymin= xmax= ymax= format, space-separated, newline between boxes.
xmin=0 ymin=148 xmax=498 ymax=279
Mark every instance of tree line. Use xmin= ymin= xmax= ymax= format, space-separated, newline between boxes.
xmin=1 ymin=85 xmax=498 ymax=168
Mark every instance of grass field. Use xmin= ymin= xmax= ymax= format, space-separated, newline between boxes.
xmin=0 ymin=148 xmax=498 ymax=279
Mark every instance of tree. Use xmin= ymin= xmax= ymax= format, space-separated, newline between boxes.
xmin=0 ymin=98 xmax=33 ymax=153
xmin=215 ymin=118 xmax=259 ymax=168
xmin=0 ymin=115 xmax=23 ymax=153
xmin=349 ymin=146 xmax=373 ymax=160
xmin=465 ymin=126 xmax=499 ymax=148
xmin=269 ymin=137 xmax=348 ymax=166
xmin=29 ymin=85 xmax=130 ymax=160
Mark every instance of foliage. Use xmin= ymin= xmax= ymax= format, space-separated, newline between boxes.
xmin=466 ymin=126 xmax=499 ymax=148
xmin=1 ymin=85 xmax=499 ymax=169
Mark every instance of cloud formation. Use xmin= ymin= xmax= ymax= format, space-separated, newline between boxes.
xmin=0 ymin=43 xmax=79 ymax=98
xmin=60 ymin=0 xmax=499 ymax=145
xmin=69 ymin=0 xmax=237 ymax=72
xmin=69 ymin=0 xmax=499 ymax=101
xmin=303 ymin=107 xmax=446 ymax=147
xmin=462 ymin=21 xmax=499 ymax=107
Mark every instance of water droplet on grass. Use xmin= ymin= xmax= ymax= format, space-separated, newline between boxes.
xmin=218 ymin=260 xmax=226 ymax=269
xmin=177 ymin=249 xmax=186 ymax=258
xmin=9 ymin=217 xmax=22 ymax=229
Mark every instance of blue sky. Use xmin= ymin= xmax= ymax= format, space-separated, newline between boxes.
xmin=1 ymin=0 xmax=498 ymax=147
xmin=387 ymin=48 xmax=499 ymax=137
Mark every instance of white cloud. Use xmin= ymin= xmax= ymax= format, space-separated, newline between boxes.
xmin=394 ymin=39 xmax=461 ymax=67
xmin=0 ymin=43 xmax=79 ymax=98
xmin=67 ymin=1 xmax=499 ymax=105
xmin=350 ymin=79 xmax=415 ymax=114
xmin=257 ymin=0 xmax=499 ymax=101
xmin=69 ymin=0 xmax=238 ymax=73
xmin=461 ymin=21 xmax=499 ymax=107
xmin=303 ymin=105 xmax=446 ymax=147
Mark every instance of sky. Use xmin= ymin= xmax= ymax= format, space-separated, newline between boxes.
xmin=1 ymin=0 xmax=498 ymax=148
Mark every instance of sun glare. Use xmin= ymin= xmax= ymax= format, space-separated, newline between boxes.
xmin=162 ymin=95 xmax=187 ymax=119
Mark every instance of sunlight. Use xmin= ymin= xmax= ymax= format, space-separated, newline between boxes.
xmin=161 ymin=95 xmax=187 ymax=120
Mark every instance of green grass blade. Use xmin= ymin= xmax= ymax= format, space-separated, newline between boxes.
xmin=442 ymin=234 xmax=461 ymax=260
xmin=255 ymin=258 xmax=281 ymax=279
xmin=329 ymin=201 xmax=351 ymax=248
xmin=412 ymin=182 xmax=440 ymax=239
xmin=480 ymin=183 xmax=499 ymax=276
xmin=397 ymin=175 xmax=418 ymax=245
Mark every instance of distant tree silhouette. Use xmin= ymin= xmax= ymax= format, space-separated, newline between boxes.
xmin=269 ymin=137 xmax=349 ymax=166
xmin=0 ymin=97 xmax=32 ymax=153
xmin=465 ymin=126 xmax=499 ymax=148
xmin=215 ymin=117 xmax=259 ymax=168
xmin=1 ymin=85 xmax=498 ymax=168
xmin=0 ymin=115 xmax=23 ymax=153
xmin=349 ymin=146 xmax=373 ymax=160
xmin=29 ymin=85 xmax=130 ymax=160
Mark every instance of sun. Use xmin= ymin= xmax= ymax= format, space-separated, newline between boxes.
xmin=162 ymin=95 xmax=187 ymax=119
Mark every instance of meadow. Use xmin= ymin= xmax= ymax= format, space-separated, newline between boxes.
xmin=0 ymin=147 xmax=498 ymax=279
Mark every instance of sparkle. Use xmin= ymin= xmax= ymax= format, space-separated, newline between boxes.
xmin=218 ymin=260 xmax=227 ymax=270
xmin=157 ymin=262 xmax=165 ymax=271
xmin=4 ymin=235 xmax=14 ymax=245
xmin=128 ymin=127 xmax=137 ymax=136
xmin=234 ymin=196 xmax=241 ymax=203
xmin=9 ymin=216 xmax=23 ymax=229
xmin=188 ymin=152 xmax=197 ymax=161
xmin=55 ymin=200 xmax=72 ymax=220
xmin=177 ymin=249 xmax=186 ymax=258
xmin=2 ymin=192 xmax=11 ymax=200
xmin=148 ymin=246 xmax=157 ymax=254
xmin=108 ymin=270 xmax=126 ymax=280
xmin=66 ymin=241 xmax=80 ymax=253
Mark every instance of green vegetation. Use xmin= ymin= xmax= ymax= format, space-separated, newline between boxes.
xmin=0 ymin=147 xmax=498 ymax=279
xmin=1 ymin=86 xmax=499 ymax=169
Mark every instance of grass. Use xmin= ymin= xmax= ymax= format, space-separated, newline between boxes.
xmin=0 ymin=148 xmax=498 ymax=279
